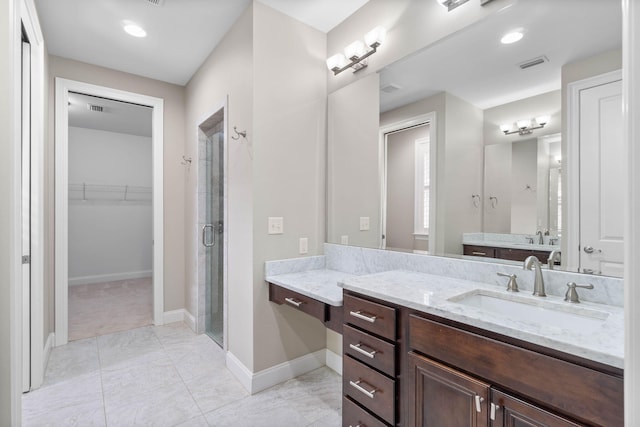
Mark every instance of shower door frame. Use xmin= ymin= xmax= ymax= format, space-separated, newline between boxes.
xmin=196 ymin=98 xmax=228 ymax=349
xmin=54 ymin=78 xmax=165 ymax=346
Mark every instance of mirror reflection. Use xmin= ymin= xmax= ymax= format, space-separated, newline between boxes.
xmin=327 ymin=0 xmax=622 ymax=277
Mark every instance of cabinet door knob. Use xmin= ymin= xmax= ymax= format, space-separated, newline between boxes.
xmin=475 ymin=395 xmax=484 ymax=413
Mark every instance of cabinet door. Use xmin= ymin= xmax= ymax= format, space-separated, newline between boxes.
xmin=409 ymin=352 xmax=490 ymax=427
xmin=491 ymin=390 xmax=583 ymax=427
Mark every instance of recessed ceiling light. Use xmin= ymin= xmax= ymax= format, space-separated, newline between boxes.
xmin=501 ymin=31 xmax=523 ymax=44
xmin=123 ymin=21 xmax=147 ymax=38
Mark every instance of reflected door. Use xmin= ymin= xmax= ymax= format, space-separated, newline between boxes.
xmin=579 ymin=79 xmax=623 ymax=277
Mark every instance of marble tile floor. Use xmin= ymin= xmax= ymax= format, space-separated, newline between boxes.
xmin=68 ymin=278 xmax=153 ymax=341
xmin=23 ymin=322 xmax=342 ymax=427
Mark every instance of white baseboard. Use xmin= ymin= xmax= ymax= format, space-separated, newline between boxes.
xmin=226 ymin=349 xmax=327 ymax=394
xmin=162 ymin=309 xmax=196 ymax=331
xmin=68 ymin=270 xmax=152 ymax=286
xmin=325 ymin=349 xmax=342 ymax=375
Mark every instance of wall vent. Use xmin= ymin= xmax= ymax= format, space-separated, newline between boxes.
xmin=518 ymin=55 xmax=549 ymax=70
xmin=87 ymin=104 xmax=104 ymax=113
xmin=381 ymin=83 xmax=402 ymax=93
xmin=144 ymin=0 xmax=165 ymax=6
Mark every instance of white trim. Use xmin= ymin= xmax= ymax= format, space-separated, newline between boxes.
xmin=68 ymin=270 xmax=152 ymax=286
xmin=226 ymin=350 xmax=327 ymax=394
xmin=623 ymin=0 xmax=640 ymax=424
xmin=183 ymin=309 xmax=197 ymax=332
xmin=163 ymin=309 xmax=185 ymax=325
xmin=55 ymin=78 xmax=164 ymax=346
xmin=42 ymin=332 xmax=54 ymax=378
xmin=566 ymin=69 xmax=622 ymax=272
xmin=380 ymin=112 xmax=437 ymax=252
xmin=325 ymin=349 xmax=342 ymax=375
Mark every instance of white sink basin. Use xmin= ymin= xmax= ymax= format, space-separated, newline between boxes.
xmin=448 ymin=290 xmax=610 ymax=333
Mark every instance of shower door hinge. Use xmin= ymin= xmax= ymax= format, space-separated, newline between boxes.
xmin=22 ymin=255 xmax=30 ymax=264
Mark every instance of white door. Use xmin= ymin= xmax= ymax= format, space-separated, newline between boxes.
xmin=21 ymin=39 xmax=32 ymax=392
xmin=579 ymin=79 xmax=624 ymax=277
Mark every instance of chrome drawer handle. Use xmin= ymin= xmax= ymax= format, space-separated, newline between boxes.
xmin=472 ymin=251 xmax=486 ymax=256
xmin=349 ymin=380 xmax=377 ymax=399
xmin=349 ymin=343 xmax=377 ymax=359
xmin=490 ymin=403 xmax=500 ymax=420
xmin=284 ymin=297 xmax=303 ymax=307
xmin=349 ymin=310 xmax=377 ymax=323
xmin=475 ymin=395 xmax=484 ymax=413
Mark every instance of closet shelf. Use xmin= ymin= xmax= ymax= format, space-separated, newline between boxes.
xmin=69 ymin=183 xmax=152 ymax=203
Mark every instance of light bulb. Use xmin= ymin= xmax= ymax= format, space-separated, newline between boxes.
xmin=501 ymin=31 xmax=523 ymax=44
xmin=500 ymin=124 xmax=511 ymax=133
xmin=344 ymin=40 xmax=366 ymax=60
xmin=536 ymin=115 xmax=550 ymax=126
xmin=123 ymin=21 xmax=147 ymax=38
xmin=326 ymin=53 xmax=347 ymax=71
xmin=364 ymin=26 xmax=386 ymax=47
xmin=517 ymin=119 xmax=531 ymax=129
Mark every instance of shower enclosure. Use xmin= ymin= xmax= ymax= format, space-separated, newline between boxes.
xmin=198 ymin=108 xmax=225 ymax=347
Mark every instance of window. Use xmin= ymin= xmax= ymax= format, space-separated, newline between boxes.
xmin=414 ymin=137 xmax=430 ymax=235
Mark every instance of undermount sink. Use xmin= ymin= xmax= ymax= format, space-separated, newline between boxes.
xmin=448 ymin=290 xmax=610 ymax=333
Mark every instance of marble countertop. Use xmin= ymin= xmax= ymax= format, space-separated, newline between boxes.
xmin=266 ymin=269 xmax=356 ymax=306
xmin=340 ymin=270 xmax=624 ymax=369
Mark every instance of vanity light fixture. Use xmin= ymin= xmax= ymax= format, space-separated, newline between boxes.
xmin=437 ymin=0 xmax=470 ymax=11
xmin=500 ymin=116 xmax=550 ymax=136
xmin=123 ymin=21 xmax=147 ymax=38
xmin=326 ymin=26 xmax=386 ymax=76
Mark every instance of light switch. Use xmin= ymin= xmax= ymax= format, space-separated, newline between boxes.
xmin=341 ymin=235 xmax=349 ymax=245
xmin=299 ymin=237 xmax=308 ymax=254
xmin=360 ymin=217 xmax=370 ymax=231
xmin=268 ymin=217 xmax=284 ymax=235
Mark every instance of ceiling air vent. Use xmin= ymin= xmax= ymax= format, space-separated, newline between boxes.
xmin=381 ymin=83 xmax=402 ymax=93
xmin=144 ymin=0 xmax=165 ymax=6
xmin=87 ymin=104 xmax=104 ymax=113
xmin=518 ymin=55 xmax=549 ymax=70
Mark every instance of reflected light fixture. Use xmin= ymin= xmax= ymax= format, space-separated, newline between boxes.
xmin=326 ymin=26 xmax=386 ymax=76
xmin=123 ymin=21 xmax=147 ymax=38
xmin=437 ymin=0 xmax=470 ymax=12
xmin=501 ymin=31 xmax=524 ymax=44
xmin=500 ymin=115 xmax=550 ymax=136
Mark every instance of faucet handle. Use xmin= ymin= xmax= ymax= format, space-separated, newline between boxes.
xmin=497 ymin=272 xmax=519 ymax=292
xmin=564 ymin=282 xmax=594 ymax=303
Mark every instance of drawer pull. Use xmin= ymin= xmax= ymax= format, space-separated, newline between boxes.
xmin=349 ymin=310 xmax=377 ymax=323
xmin=349 ymin=380 xmax=377 ymax=399
xmin=349 ymin=343 xmax=378 ymax=359
xmin=490 ymin=403 xmax=500 ymax=420
xmin=472 ymin=251 xmax=486 ymax=256
xmin=284 ymin=297 xmax=304 ymax=307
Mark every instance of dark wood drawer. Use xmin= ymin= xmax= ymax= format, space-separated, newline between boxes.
xmin=268 ymin=283 xmax=326 ymax=322
xmin=495 ymin=247 xmax=552 ymax=262
xmin=408 ymin=314 xmax=623 ymax=427
xmin=343 ymin=324 xmax=395 ymax=376
xmin=342 ymin=396 xmax=388 ymax=427
xmin=463 ymin=244 xmax=496 ymax=258
xmin=344 ymin=356 xmax=395 ymax=425
xmin=344 ymin=293 xmax=396 ymax=340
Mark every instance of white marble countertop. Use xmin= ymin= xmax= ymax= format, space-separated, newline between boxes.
xmin=340 ymin=270 xmax=624 ymax=369
xmin=266 ymin=269 xmax=356 ymax=306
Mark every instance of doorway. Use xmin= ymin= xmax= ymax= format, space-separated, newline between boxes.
xmin=197 ymin=105 xmax=227 ymax=348
xmin=380 ymin=113 xmax=437 ymax=254
xmin=55 ymin=79 xmax=165 ymax=347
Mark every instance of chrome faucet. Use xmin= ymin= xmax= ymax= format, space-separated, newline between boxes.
xmin=535 ymin=230 xmax=543 ymax=244
xmin=523 ymin=255 xmax=546 ymax=297
xmin=547 ymin=249 xmax=561 ymax=270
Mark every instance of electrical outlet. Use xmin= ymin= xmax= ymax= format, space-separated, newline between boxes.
xmin=341 ymin=235 xmax=349 ymax=245
xmin=299 ymin=237 xmax=308 ymax=254
xmin=268 ymin=217 xmax=284 ymax=235
xmin=360 ymin=216 xmax=370 ymax=231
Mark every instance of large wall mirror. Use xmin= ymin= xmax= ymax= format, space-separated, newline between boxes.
xmin=327 ymin=0 xmax=622 ymax=276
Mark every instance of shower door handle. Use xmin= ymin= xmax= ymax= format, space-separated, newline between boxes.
xmin=202 ymin=224 xmax=215 ymax=247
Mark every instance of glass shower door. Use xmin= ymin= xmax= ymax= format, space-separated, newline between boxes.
xmin=204 ymin=130 xmax=224 ymax=346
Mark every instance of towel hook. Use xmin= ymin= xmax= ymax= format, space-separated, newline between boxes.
xmin=489 ymin=196 xmax=498 ymax=208
xmin=232 ymin=126 xmax=247 ymax=140
xmin=471 ymin=194 xmax=481 ymax=208
xmin=181 ymin=155 xmax=192 ymax=166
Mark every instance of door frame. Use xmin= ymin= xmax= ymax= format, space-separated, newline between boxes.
xmin=54 ymin=78 xmax=164 ymax=346
xmin=566 ymin=69 xmax=622 ymax=273
xmin=379 ymin=112 xmax=437 ymax=253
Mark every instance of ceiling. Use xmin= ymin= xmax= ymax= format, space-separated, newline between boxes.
xmin=68 ymin=93 xmax=152 ymax=137
xmin=34 ymin=0 xmax=369 ymax=86
xmin=379 ymin=0 xmax=622 ymax=112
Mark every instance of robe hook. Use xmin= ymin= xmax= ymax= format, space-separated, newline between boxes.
xmin=232 ymin=126 xmax=247 ymax=140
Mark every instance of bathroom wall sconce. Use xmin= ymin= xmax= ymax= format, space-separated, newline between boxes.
xmin=326 ymin=26 xmax=386 ymax=76
xmin=437 ymin=0 xmax=470 ymax=12
xmin=500 ymin=116 xmax=550 ymax=136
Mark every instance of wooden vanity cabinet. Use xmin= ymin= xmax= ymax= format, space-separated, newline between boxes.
xmin=463 ymin=244 xmax=554 ymax=263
